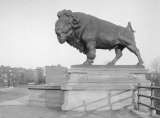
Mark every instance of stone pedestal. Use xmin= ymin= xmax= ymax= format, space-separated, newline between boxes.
xmin=61 ymin=65 xmax=150 ymax=111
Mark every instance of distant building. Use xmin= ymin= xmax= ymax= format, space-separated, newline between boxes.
xmin=0 ymin=66 xmax=4 ymax=86
xmin=0 ymin=66 xmax=21 ymax=86
xmin=23 ymin=69 xmax=38 ymax=84
xmin=45 ymin=65 xmax=68 ymax=85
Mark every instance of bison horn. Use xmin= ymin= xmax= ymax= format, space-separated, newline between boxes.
xmin=66 ymin=10 xmax=74 ymax=17
xmin=57 ymin=10 xmax=74 ymax=18
xmin=57 ymin=9 xmax=67 ymax=18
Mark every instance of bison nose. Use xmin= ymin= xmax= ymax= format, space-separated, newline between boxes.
xmin=56 ymin=32 xmax=61 ymax=37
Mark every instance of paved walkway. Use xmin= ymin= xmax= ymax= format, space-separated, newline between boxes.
xmin=0 ymin=95 xmax=29 ymax=106
xmin=0 ymin=94 xmax=142 ymax=118
xmin=0 ymin=105 xmax=142 ymax=118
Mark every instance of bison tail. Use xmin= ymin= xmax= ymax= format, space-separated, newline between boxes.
xmin=127 ymin=22 xmax=136 ymax=33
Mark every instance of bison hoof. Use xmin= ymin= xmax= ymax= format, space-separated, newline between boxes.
xmin=137 ymin=62 xmax=143 ymax=66
xmin=83 ymin=60 xmax=93 ymax=65
xmin=107 ymin=62 xmax=114 ymax=66
xmin=83 ymin=61 xmax=92 ymax=65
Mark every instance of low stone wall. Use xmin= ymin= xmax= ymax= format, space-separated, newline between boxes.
xmin=28 ymin=84 xmax=64 ymax=111
xmin=28 ymin=85 xmax=150 ymax=111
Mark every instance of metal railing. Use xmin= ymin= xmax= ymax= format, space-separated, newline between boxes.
xmin=137 ymin=82 xmax=160 ymax=117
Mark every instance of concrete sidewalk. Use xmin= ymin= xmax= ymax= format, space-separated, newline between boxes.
xmin=0 ymin=105 xmax=143 ymax=118
xmin=0 ymin=95 xmax=29 ymax=106
xmin=0 ymin=94 xmax=143 ymax=118
xmin=131 ymin=109 xmax=160 ymax=118
xmin=0 ymin=98 xmax=159 ymax=118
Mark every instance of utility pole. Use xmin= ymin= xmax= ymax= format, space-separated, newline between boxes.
xmin=1 ymin=65 xmax=4 ymax=86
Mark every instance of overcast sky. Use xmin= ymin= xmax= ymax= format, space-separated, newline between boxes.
xmin=0 ymin=0 xmax=160 ymax=69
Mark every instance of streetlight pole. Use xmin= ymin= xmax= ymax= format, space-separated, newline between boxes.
xmin=8 ymin=69 xmax=12 ymax=87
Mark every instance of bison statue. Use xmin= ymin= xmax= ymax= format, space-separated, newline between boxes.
xmin=55 ymin=9 xmax=143 ymax=65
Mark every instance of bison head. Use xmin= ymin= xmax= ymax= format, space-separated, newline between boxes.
xmin=55 ymin=10 xmax=81 ymax=44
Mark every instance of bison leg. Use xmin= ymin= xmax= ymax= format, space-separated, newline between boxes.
xmin=119 ymin=36 xmax=143 ymax=65
xmin=83 ymin=42 xmax=96 ymax=65
xmin=107 ymin=45 xmax=125 ymax=65
xmin=126 ymin=45 xmax=143 ymax=65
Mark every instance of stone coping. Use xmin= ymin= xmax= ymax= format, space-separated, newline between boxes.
xmin=28 ymin=85 xmax=62 ymax=90
xmin=27 ymin=85 xmax=138 ymax=91
xmin=71 ymin=65 xmax=145 ymax=69
xmin=69 ymin=65 xmax=148 ymax=74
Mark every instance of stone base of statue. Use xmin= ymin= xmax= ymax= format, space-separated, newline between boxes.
xmin=61 ymin=65 xmax=150 ymax=111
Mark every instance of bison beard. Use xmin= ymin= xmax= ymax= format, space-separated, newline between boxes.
xmin=55 ymin=9 xmax=144 ymax=65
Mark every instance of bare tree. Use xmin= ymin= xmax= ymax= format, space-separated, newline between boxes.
xmin=150 ymin=56 xmax=160 ymax=73
xmin=149 ymin=57 xmax=160 ymax=114
xmin=148 ymin=56 xmax=160 ymax=84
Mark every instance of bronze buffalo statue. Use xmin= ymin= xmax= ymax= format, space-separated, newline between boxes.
xmin=55 ymin=9 xmax=143 ymax=65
